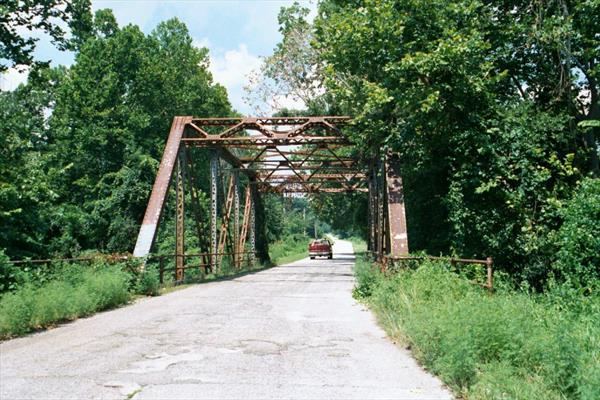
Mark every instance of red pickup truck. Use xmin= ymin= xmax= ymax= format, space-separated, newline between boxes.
xmin=308 ymin=239 xmax=333 ymax=259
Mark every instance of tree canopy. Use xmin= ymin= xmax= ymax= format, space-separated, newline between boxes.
xmin=1 ymin=0 xmax=599 ymax=288
xmin=251 ymin=0 xmax=599 ymax=285
xmin=0 ymin=9 xmax=231 ymax=258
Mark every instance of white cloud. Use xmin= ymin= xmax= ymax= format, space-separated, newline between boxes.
xmin=209 ymin=44 xmax=261 ymax=88
xmin=208 ymin=44 xmax=261 ymax=115
xmin=0 ymin=67 xmax=29 ymax=91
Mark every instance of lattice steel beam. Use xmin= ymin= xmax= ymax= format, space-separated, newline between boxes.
xmin=210 ymin=149 xmax=219 ymax=270
xmin=175 ymin=151 xmax=185 ymax=282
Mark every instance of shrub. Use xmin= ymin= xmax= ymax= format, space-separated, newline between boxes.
xmin=354 ymin=256 xmax=600 ymax=399
xmin=352 ymin=259 xmax=381 ymax=298
xmin=0 ymin=265 xmax=131 ymax=338
xmin=269 ymin=234 xmax=308 ymax=265
xmin=0 ymin=248 xmax=27 ymax=292
xmin=553 ymin=178 xmax=600 ymax=288
xmin=136 ymin=266 xmax=160 ymax=296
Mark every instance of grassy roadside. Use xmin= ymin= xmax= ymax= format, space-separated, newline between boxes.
xmin=353 ymin=255 xmax=600 ymax=399
xmin=0 ymin=263 xmax=132 ymax=339
xmin=0 ymin=236 xmax=315 ymax=340
xmin=269 ymin=234 xmax=309 ymax=265
xmin=346 ymin=236 xmax=367 ymax=254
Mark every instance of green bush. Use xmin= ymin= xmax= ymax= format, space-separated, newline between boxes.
xmin=0 ymin=265 xmax=131 ymax=338
xmin=354 ymin=256 xmax=600 ymax=399
xmin=136 ymin=266 xmax=160 ymax=296
xmin=352 ymin=259 xmax=380 ymax=298
xmin=269 ymin=234 xmax=308 ymax=265
xmin=0 ymin=249 xmax=27 ymax=292
xmin=553 ymin=178 xmax=600 ymax=288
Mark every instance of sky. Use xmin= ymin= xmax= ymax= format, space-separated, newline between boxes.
xmin=1 ymin=0 xmax=316 ymax=115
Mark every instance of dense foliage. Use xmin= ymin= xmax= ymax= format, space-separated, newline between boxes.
xmin=255 ymin=0 xmax=600 ymax=287
xmin=0 ymin=0 xmax=92 ymax=72
xmin=553 ymin=178 xmax=600 ymax=288
xmin=2 ymin=0 xmax=598 ymax=289
xmin=1 ymin=8 xmax=231 ymax=259
xmin=354 ymin=257 xmax=600 ymax=399
xmin=0 ymin=262 xmax=132 ymax=338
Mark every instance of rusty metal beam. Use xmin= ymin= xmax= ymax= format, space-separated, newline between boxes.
xmin=233 ymin=171 xmax=240 ymax=269
xmin=210 ymin=149 xmax=219 ymax=270
xmin=226 ymin=164 xmax=362 ymax=172
xmin=217 ymin=176 xmax=235 ymax=269
xmin=368 ymin=168 xmax=375 ymax=252
xmin=249 ymin=183 xmax=257 ymax=264
xmin=183 ymin=136 xmax=350 ymax=147
xmin=190 ymin=116 xmax=351 ymax=127
xmin=261 ymin=187 xmax=369 ymax=194
xmin=175 ymin=151 xmax=185 ymax=282
xmin=133 ymin=116 xmax=191 ymax=258
xmin=238 ymin=186 xmax=251 ymax=268
xmin=385 ymin=153 xmax=409 ymax=256
xmin=377 ymin=159 xmax=385 ymax=259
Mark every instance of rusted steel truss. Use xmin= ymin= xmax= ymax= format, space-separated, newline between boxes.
xmin=365 ymin=151 xmax=410 ymax=262
xmin=133 ymin=116 xmax=410 ymax=281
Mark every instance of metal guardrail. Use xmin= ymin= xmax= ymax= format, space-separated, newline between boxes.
xmin=9 ymin=255 xmax=131 ymax=266
xmin=146 ymin=251 xmax=256 ymax=284
xmin=376 ymin=253 xmax=494 ymax=294
xmin=8 ymin=251 xmax=257 ymax=284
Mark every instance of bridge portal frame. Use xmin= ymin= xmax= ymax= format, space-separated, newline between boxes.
xmin=133 ymin=116 xmax=409 ymax=281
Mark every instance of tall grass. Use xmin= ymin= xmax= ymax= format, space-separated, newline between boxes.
xmin=354 ymin=257 xmax=600 ymax=399
xmin=0 ymin=264 xmax=131 ymax=339
xmin=269 ymin=234 xmax=309 ymax=265
xmin=346 ymin=236 xmax=367 ymax=253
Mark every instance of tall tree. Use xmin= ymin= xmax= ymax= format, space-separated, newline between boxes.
xmin=0 ymin=0 xmax=93 ymax=73
xmin=0 ymin=11 xmax=233 ymax=258
xmin=252 ymin=0 xmax=598 ymax=283
xmin=0 ymin=66 xmax=66 ymax=257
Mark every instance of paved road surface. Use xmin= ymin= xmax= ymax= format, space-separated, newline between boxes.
xmin=1 ymin=240 xmax=452 ymax=400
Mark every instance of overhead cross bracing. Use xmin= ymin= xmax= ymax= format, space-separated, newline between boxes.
xmin=133 ymin=116 xmax=409 ymax=282
xmin=183 ymin=116 xmax=366 ymax=194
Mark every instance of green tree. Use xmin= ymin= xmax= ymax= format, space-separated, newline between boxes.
xmin=41 ymin=13 xmax=231 ymax=255
xmin=553 ymin=178 xmax=600 ymax=288
xmin=0 ymin=0 xmax=93 ymax=72
xmin=0 ymin=66 xmax=66 ymax=258
xmin=255 ymin=0 xmax=599 ymax=284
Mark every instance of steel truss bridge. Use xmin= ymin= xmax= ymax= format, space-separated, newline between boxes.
xmin=133 ymin=116 xmax=409 ymax=281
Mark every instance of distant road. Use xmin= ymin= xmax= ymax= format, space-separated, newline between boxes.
xmin=1 ymin=240 xmax=452 ymax=399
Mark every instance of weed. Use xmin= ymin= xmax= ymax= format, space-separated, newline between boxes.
xmin=0 ymin=265 xmax=131 ymax=339
xmin=354 ymin=256 xmax=600 ymax=399
xmin=136 ymin=266 xmax=160 ymax=296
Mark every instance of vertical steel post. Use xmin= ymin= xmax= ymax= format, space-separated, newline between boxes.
xmin=385 ymin=152 xmax=409 ymax=256
xmin=233 ymin=171 xmax=240 ymax=268
xmin=175 ymin=152 xmax=185 ymax=282
xmin=377 ymin=158 xmax=385 ymax=261
xmin=371 ymin=159 xmax=380 ymax=259
xmin=249 ymin=186 xmax=256 ymax=265
xmin=210 ymin=149 xmax=219 ymax=271
xmin=368 ymin=168 xmax=375 ymax=253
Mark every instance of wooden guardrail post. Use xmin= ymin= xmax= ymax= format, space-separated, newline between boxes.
xmin=486 ymin=257 xmax=494 ymax=294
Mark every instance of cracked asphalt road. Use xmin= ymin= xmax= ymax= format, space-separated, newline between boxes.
xmin=0 ymin=240 xmax=452 ymax=400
